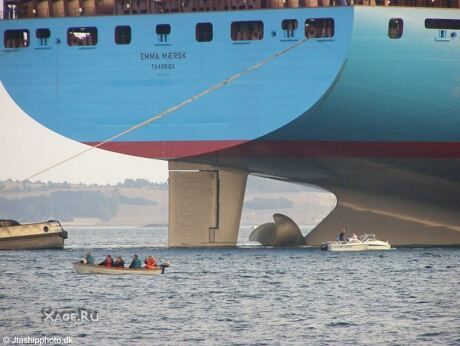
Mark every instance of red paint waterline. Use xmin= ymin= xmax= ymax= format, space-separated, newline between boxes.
xmin=84 ymin=140 xmax=246 ymax=159
xmin=84 ymin=141 xmax=460 ymax=159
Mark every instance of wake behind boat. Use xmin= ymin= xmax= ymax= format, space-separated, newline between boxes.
xmin=73 ymin=262 xmax=169 ymax=275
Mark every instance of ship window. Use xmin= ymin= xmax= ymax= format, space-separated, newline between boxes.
xmin=425 ymin=19 xmax=460 ymax=30
xmin=231 ymin=21 xmax=264 ymax=41
xmin=196 ymin=23 xmax=213 ymax=42
xmin=388 ymin=19 xmax=403 ymax=39
xmin=115 ymin=26 xmax=131 ymax=45
xmin=156 ymin=24 xmax=171 ymax=43
xmin=36 ymin=28 xmax=50 ymax=46
xmin=67 ymin=27 xmax=98 ymax=46
xmin=282 ymin=19 xmax=298 ymax=38
xmin=3 ymin=29 xmax=29 ymax=48
xmin=305 ymin=18 xmax=334 ymax=39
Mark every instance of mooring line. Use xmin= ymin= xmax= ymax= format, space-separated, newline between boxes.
xmin=1 ymin=38 xmax=308 ymax=192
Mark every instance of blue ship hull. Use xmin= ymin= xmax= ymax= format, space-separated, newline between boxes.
xmin=1 ymin=7 xmax=460 ymax=244
xmin=1 ymin=7 xmax=458 ymax=151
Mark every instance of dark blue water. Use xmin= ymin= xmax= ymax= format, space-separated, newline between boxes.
xmin=1 ymin=227 xmax=459 ymax=345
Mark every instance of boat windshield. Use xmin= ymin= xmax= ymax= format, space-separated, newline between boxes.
xmin=360 ymin=234 xmax=376 ymax=241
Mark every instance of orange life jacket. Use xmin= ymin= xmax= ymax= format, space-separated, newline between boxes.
xmin=145 ymin=257 xmax=156 ymax=269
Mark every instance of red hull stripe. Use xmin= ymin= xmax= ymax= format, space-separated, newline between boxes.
xmin=84 ymin=141 xmax=460 ymax=159
xmin=84 ymin=140 xmax=247 ymax=159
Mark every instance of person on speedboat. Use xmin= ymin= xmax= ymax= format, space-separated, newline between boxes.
xmin=99 ymin=255 xmax=113 ymax=267
xmin=337 ymin=230 xmax=346 ymax=242
xmin=129 ymin=254 xmax=142 ymax=268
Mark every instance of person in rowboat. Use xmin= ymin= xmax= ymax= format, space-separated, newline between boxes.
xmin=113 ymin=256 xmax=125 ymax=268
xmin=80 ymin=250 xmax=95 ymax=265
xmin=99 ymin=255 xmax=113 ymax=267
xmin=129 ymin=254 xmax=142 ymax=268
xmin=144 ymin=256 xmax=157 ymax=269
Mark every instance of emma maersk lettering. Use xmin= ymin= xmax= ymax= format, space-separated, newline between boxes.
xmin=141 ymin=52 xmax=186 ymax=61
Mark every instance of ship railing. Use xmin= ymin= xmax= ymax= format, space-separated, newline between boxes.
xmin=68 ymin=6 xmax=96 ymax=16
xmin=116 ymin=0 xmax=459 ymax=12
xmin=2 ymin=0 xmax=459 ymax=20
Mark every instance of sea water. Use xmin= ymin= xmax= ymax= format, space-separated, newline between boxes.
xmin=0 ymin=227 xmax=459 ymax=345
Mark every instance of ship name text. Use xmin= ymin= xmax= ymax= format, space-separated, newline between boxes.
xmin=140 ymin=52 xmax=187 ymax=60
xmin=140 ymin=51 xmax=187 ymax=72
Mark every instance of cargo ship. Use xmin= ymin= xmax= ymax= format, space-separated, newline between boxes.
xmin=1 ymin=1 xmax=459 ymax=246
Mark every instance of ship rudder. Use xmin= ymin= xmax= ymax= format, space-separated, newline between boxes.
xmin=168 ymin=161 xmax=247 ymax=247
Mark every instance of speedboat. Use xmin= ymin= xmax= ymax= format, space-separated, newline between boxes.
xmin=73 ymin=262 xmax=169 ymax=275
xmin=320 ymin=238 xmax=368 ymax=252
xmin=320 ymin=233 xmax=392 ymax=251
xmin=359 ymin=234 xmax=392 ymax=250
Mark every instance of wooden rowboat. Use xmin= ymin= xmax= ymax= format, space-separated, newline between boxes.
xmin=73 ymin=262 xmax=169 ymax=275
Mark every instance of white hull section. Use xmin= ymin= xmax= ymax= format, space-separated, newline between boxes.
xmin=0 ymin=81 xmax=167 ymax=184
xmin=364 ymin=241 xmax=392 ymax=250
xmin=324 ymin=242 xmax=369 ymax=252
xmin=360 ymin=234 xmax=392 ymax=250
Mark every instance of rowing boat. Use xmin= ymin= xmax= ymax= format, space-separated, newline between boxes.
xmin=72 ymin=262 xmax=169 ymax=275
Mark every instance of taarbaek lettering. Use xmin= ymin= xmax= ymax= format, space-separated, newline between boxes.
xmin=152 ymin=63 xmax=175 ymax=70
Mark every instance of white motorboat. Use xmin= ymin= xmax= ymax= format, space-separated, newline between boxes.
xmin=360 ymin=233 xmax=392 ymax=250
xmin=321 ymin=233 xmax=392 ymax=251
